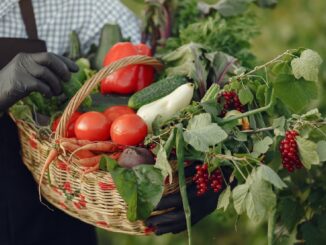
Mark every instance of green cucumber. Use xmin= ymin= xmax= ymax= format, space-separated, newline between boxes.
xmin=84 ymin=93 xmax=130 ymax=112
xmin=68 ymin=31 xmax=81 ymax=61
xmin=128 ymin=76 xmax=188 ymax=109
xmin=94 ymin=24 xmax=123 ymax=70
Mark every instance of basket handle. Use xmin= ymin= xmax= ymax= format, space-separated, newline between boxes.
xmin=55 ymin=55 xmax=163 ymax=140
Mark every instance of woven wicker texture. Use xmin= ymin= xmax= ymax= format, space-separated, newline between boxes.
xmin=10 ymin=55 xmax=187 ymax=235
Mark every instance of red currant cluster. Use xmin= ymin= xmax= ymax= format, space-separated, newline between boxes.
xmin=210 ymin=170 xmax=223 ymax=192
xmin=193 ymin=163 xmax=223 ymax=196
xmin=279 ymin=130 xmax=303 ymax=172
xmin=218 ymin=91 xmax=245 ymax=117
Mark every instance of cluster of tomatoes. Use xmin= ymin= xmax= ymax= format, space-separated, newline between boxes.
xmin=51 ymin=42 xmax=156 ymax=146
xmin=52 ymin=106 xmax=148 ymax=146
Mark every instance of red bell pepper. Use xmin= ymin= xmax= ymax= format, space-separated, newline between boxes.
xmin=101 ymin=42 xmax=155 ymax=95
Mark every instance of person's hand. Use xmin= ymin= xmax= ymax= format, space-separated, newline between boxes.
xmin=145 ymin=165 xmax=234 ymax=235
xmin=0 ymin=52 xmax=78 ymax=111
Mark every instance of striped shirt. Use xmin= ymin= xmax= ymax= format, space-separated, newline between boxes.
xmin=0 ymin=0 xmax=141 ymax=55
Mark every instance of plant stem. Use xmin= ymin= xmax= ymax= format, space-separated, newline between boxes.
xmin=231 ymin=160 xmax=247 ymax=180
xmin=241 ymin=126 xmax=274 ymax=133
xmin=176 ymin=126 xmax=192 ymax=245
xmin=221 ymin=89 xmax=274 ymax=124
xmin=268 ymin=208 xmax=276 ymax=245
xmin=233 ymin=50 xmax=292 ymax=81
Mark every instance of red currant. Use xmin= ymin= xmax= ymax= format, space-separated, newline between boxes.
xmin=218 ymin=91 xmax=246 ymax=117
xmin=193 ymin=163 xmax=223 ymax=196
xmin=279 ymin=130 xmax=303 ymax=172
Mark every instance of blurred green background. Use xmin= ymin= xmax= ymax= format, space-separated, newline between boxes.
xmin=97 ymin=0 xmax=326 ymax=244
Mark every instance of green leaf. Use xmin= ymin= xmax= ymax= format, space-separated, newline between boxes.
xmin=291 ymin=49 xmax=323 ymax=82
xmin=309 ymin=125 xmax=326 ymax=142
xmin=208 ymin=157 xmax=222 ymax=173
xmin=255 ymin=0 xmax=278 ymax=8
xmin=187 ymin=113 xmax=211 ymax=130
xmin=205 ymin=51 xmax=238 ymax=84
xmin=233 ymin=174 xmax=276 ymax=223
xmin=198 ymin=0 xmax=253 ymax=17
xmin=299 ymin=214 xmax=326 ymax=245
xmin=10 ymin=103 xmax=33 ymax=121
xmin=230 ymin=80 xmax=241 ymax=91
xmin=246 ymin=178 xmax=276 ymax=223
xmin=101 ymin=156 xmax=164 ymax=222
xmin=155 ymin=146 xmax=173 ymax=184
xmin=99 ymin=155 xmax=118 ymax=171
xmin=162 ymin=43 xmax=208 ymax=83
xmin=316 ymin=141 xmax=326 ymax=162
xmin=273 ymin=74 xmax=318 ymax=113
xmin=278 ymin=197 xmax=304 ymax=232
xmin=296 ymin=136 xmax=320 ymax=169
xmin=238 ymin=87 xmax=254 ymax=105
xmin=253 ymin=136 xmax=273 ymax=155
xmin=232 ymin=182 xmax=250 ymax=214
xmin=201 ymin=100 xmax=221 ymax=120
xmin=257 ymin=165 xmax=287 ymax=189
xmin=217 ymin=186 xmax=231 ymax=211
xmin=271 ymin=61 xmax=291 ymax=75
xmin=300 ymin=108 xmax=322 ymax=121
xmin=272 ymin=116 xmax=286 ymax=136
xmin=256 ymin=84 xmax=267 ymax=107
xmin=164 ymin=128 xmax=176 ymax=156
xmin=234 ymin=130 xmax=247 ymax=142
xmin=300 ymin=223 xmax=324 ymax=245
xmin=184 ymin=113 xmax=228 ymax=152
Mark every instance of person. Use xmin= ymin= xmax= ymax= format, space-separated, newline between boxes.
xmin=0 ymin=1 xmax=223 ymax=244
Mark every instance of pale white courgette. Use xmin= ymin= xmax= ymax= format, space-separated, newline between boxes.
xmin=137 ymin=83 xmax=194 ymax=132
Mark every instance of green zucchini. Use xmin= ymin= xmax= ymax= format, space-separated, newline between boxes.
xmin=128 ymin=76 xmax=188 ymax=109
xmin=68 ymin=31 xmax=81 ymax=61
xmin=94 ymin=24 xmax=123 ymax=70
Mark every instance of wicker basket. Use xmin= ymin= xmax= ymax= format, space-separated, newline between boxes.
xmin=11 ymin=55 xmax=184 ymax=235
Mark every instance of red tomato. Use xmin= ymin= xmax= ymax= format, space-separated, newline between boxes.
xmin=104 ymin=106 xmax=135 ymax=124
xmin=74 ymin=112 xmax=110 ymax=141
xmin=101 ymin=42 xmax=154 ymax=95
xmin=52 ymin=112 xmax=82 ymax=138
xmin=110 ymin=114 xmax=148 ymax=146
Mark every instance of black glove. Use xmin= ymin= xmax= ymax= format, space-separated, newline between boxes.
xmin=0 ymin=52 xmax=78 ymax=111
xmin=145 ymin=165 xmax=234 ymax=235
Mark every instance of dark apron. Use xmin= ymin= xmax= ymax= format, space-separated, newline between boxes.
xmin=0 ymin=1 xmax=96 ymax=244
